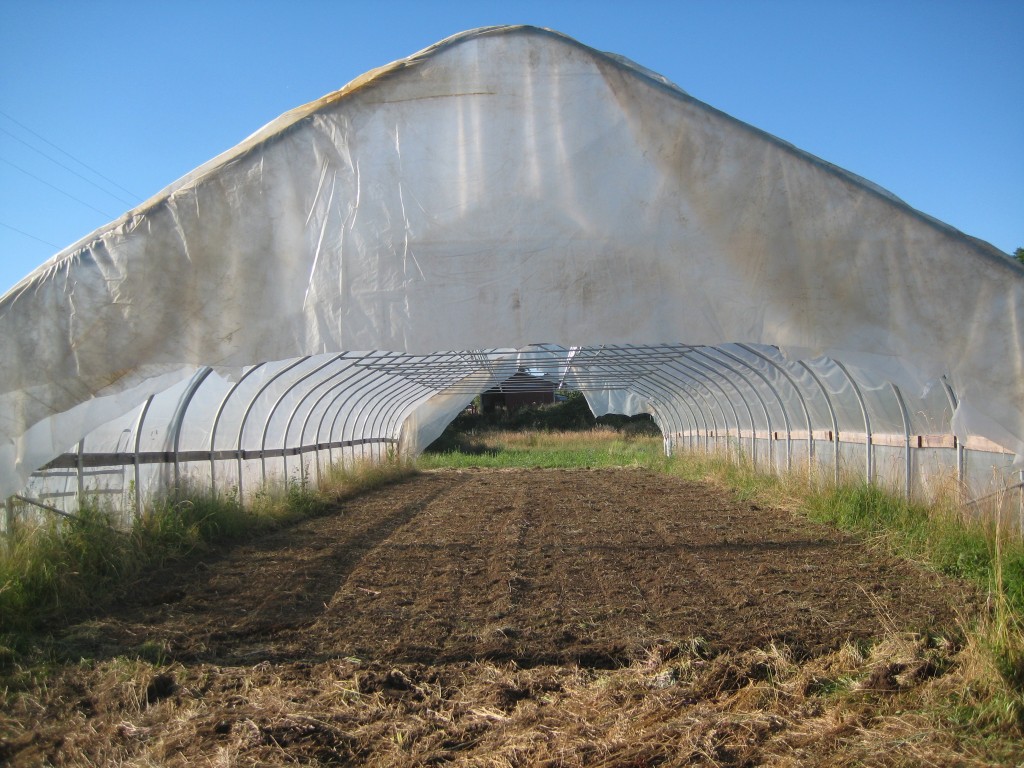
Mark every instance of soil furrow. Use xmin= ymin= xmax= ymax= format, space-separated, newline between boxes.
xmin=52 ymin=468 xmax=967 ymax=668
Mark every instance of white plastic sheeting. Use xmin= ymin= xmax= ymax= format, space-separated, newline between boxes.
xmin=1 ymin=26 xmax=1022 ymax=511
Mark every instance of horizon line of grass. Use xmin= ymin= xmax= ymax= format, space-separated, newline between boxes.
xmin=417 ymin=426 xmax=668 ymax=470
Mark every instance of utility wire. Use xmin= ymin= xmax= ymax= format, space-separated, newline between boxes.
xmin=0 ymin=125 xmax=138 ymax=208
xmin=0 ymin=109 xmax=141 ymax=200
xmin=0 ymin=220 xmax=60 ymax=249
xmin=0 ymin=155 xmax=117 ymax=219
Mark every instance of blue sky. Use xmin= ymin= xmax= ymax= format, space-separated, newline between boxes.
xmin=1 ymin=0 xmax=1021 ymax=295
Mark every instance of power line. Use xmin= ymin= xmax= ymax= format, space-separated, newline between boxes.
xmin=0 ymin=220 xmax=60 ymax=249
xmin=0 ymin=109 xmax=141 ymax=200
xmin=0 ymin=125 xmax=138 ymax=208
xmin=0 ymin=155 xmax=117 ymax=219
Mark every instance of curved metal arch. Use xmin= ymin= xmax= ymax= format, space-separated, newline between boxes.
xmin=320 ymin=362 xmax=390 ymax=469
xmin=297 ymin=365 xmax=368 ymax=477
xmin=281 ymin=356 xmax=367 ymax=486
xmin=637 ymin=378 xmax=692 ymax=449
xmin=669 ymin=382 xmax=703 ymax=453
xmin=234 ymin=356 xmax=311 ymax=499
xmin=675 ymin=352 xmax=747 ymax=459
xmin=378 ymin=381 xmax=440 ymax=451
xmin=171 ymin=366 xmax=215 ymax=492
xmin=621 ymin=375 xmax=692 ymax=447
xmin=261 ymin=354 xmax=347 ymax=485
xmin=653 ymin=372 xmax=709 ymax=454
xmin=662 ymin=361 xmax=731 ymax=449
xmin=587 ymin=354 xmax=691 ymax=443
xmin=209 ymin=362 xmax=267 ymax=494
xmin=890 ymin=382 xmax=913 ymax=500
xmin=347 ymin=375 xmax=422 ymax=465
xmin=796 ymin=360 xmax=841 ymax=484
xmin=675 ymin=356 xmax=742 ymax=443
xmin=661 ymin=360 xmax=736 ymax=455
xmin=939 ymin=376 xmax=964 ymax=487
xmin=698 ymin=346 xmax=775 ymax=465
xmin=359 ymin=377 xmax=426 ymax=463
xmin=317 ymin=360 xmax=382 ymax=468
xmin=689 ymin=347 xmax=760 ymax=466
xmin=736 ymin=344 xmax=815 ymax=469
xmin=131 ymin=395 xmax=155 ymax=516
xmin=380 ymin=388 xmax=436 ymax=458
xmin=713 ymin=345 xmax=791 ymax=473
xmin=310 ymin=363 xmax=380 ymax=482
xmin=336 ymin=356 xmax=408 ymax=464
xmin=833 ymin=359 xmax=873 ymax=484
xmin=647 ymin=369 xmax=715 ymax=454
xmin=650 ymin=383 xmax=698 ymax=454
xmin=585 ymin=349 xmax=693 ymax=443
xmin=590 ymin=354 xmax=694 ymax=449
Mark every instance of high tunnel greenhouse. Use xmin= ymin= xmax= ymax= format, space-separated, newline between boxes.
xmin=1 ymin=26 xmax=1022 ymax=530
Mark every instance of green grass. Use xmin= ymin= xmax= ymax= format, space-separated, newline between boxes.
xmin=0 ymin=459 xmax=417 ymax=640
xmin=418 ymin=427 xmax=667 ymax=470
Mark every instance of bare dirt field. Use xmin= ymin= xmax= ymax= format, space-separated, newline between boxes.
xmin=1 ymin=468 xmax=986 ymax=766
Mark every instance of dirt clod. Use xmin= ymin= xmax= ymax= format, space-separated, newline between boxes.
xmin=144 ymin=672 xmax=177 ymax=705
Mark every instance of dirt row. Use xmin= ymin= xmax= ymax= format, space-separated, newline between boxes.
xmin=67 ymin=468 xmax=964 ymax=666
xmin=1 ymin=468 xmax=977 ymax=766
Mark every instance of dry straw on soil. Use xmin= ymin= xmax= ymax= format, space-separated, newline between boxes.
xmin=1 ymin=632 xmax=1013 ymax=766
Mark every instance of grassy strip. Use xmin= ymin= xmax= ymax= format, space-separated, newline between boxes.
xmin=0 ymin=459 xmax=416 ymax=641
xmin=418 ymin=426 xmax=667 ymax=470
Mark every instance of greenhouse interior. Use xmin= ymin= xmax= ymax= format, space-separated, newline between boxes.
xmin=1 ymin=25 xmax=1021 ymax=531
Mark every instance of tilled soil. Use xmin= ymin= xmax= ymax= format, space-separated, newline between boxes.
xmin=1 ymin=468 xmax=978 ymax=766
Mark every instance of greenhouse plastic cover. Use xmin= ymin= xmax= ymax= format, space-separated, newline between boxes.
xmin=1 ymin=25 xmax=1022 ymax=498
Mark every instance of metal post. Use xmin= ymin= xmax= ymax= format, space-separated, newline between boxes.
xmin=76 ymin=439 xmax=85 ymax=503
xmin=132 ymin=395 xmax=154 ymax=518
xmin=834 ymin=360 xmax=872 ymax=485
xmin=209 ymin=362 xmax=266 ymax=497
xmin=737 ymin=344 xmax=815 ymax=473
xmin=797 ymin=361 xmax=840 ymax=485
xmin=890 ymin=383 xmax=913 ymax=500
xmin=171 ymin=367 xmax=214 ymax=495
xmin=939 ymin=377 xmax=964 ymax=491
